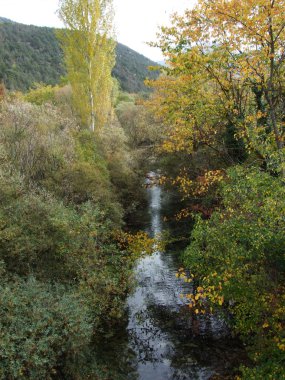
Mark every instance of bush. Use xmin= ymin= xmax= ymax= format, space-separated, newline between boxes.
xmin=0 ymin=99 xmax=75 ymax=183
xmin=0 ymin=91 xmax=137 ymax=378
xmin=0 ymin=277 xmax=92 ymax=380
xmin=183 ymin=166 xmax=285 ymax=377
xmin=24 ymin=83 xmax=57 ymax=105
xmin=0 ymin=157 xmax=133 ymax=378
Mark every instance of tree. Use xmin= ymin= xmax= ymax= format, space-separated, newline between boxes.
xmin=150 ymin=0 xmax=285 ymax=175
xmin=57 ymin=0 xmax=115 ymax=131
xmin=147 ymin=2 xmax=285 ymax=376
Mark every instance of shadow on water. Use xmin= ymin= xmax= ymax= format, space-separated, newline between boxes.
xmin=95 ymin=173 xmax=247 ymax=380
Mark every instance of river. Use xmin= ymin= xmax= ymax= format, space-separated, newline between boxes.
xmin=97 ymin=174 xmax=246 ymax=380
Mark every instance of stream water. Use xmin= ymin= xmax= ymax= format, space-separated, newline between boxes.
xmin=98 ymin=174 xmax=246 ymax=379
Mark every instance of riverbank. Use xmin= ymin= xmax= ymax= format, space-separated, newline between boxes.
xmin=96 ymin=179 xmax=248 ymax=380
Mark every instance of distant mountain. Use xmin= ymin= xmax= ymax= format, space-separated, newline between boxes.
xmin=0 ymin=18 xmax=159 ymax=93
xmin=113 ymin=44 xmax=160 ymax=93
xmin=0 ymin=17 xmax=13 ymax=23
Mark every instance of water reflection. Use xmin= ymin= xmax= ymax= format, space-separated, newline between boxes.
xmin=98 ymin=176 xmax=245 ymax=380
xmin=126 ymin=182 xmax=216 ymax=379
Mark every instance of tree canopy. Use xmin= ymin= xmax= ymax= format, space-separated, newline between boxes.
xmin=57 ymin=0 xmax=115 ymax=131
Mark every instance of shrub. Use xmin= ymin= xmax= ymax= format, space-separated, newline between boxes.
xmin=0 ymin=277 xmax=92 ymax=380
xmin=183 ymin=166 xmax=285 ymax=377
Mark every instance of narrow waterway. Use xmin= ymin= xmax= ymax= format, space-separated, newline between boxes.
xmin=123 ymin=174 xmax=244 ymax=380
xmin=96 ymin=173 xmax=246 ymax=380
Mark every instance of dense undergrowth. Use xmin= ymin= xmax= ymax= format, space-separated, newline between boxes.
xmin=0 ymin=83 xmax=152 ymax=378
xmin=182 ymin=167 xmax=285 ymax=378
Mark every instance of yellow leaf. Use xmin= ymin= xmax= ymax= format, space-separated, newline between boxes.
xmin=218 ymin=296 xmax=224 ymax=306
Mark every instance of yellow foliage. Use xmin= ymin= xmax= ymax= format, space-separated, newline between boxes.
xmin=114 ymin=230 xmax=164 ymax=260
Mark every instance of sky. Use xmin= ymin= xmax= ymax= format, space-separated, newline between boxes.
xmin=0 ymin=0 xmax=196 ymax=62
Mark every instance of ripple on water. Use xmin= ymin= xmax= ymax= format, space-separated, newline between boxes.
xmin=99 ymin=180 xmax=246 ymax=380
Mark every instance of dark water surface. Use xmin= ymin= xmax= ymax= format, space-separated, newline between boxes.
xmin=99 ymin=177 xmax=246 ymax=380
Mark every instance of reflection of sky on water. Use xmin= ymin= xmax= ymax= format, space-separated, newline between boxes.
xmin=149 ymin=184 xmax=162 ymax=236
xmin=126 ymin=183 xmax=215 ymax=380
xmin=92 ymin=176 xmax=245 ymax=380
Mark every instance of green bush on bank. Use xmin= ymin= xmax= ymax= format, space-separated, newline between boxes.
xmin=0 ymin=163 xmax=133 ymax=378
xmin=183 ymin=166 xmax=285 ymax=378
xmin=0 ymin=93 xmax=135 ymax=378
xmin=0 ymin=277 xmax=92 ymax=380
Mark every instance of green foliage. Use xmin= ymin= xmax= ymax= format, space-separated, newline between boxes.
xmin=0 ymin=277 xmax=92 ymax=380
xmin=0 ymin=22 xmax=65 ymax=90
xmin=113 ymin=43 xmax=159 ymax=93
xmin=0 ymin=99 xmax=124 ymax=220
xmin=0 ymin=91 xmax=138 ymax=377
xmin=116 ymin=101 xmax=162 ymax=149
xmin=183 ymin=166 xmax=285 ymax=377
xmin=0 ymin=20 xmax=158 ymax=93
xmin=115 ymin=91 xmax=135 ymax=105
xmin=0 ymin=99 xmax=75 ymax=183
xmin=0 ymin=161 xmax=133 ymax=378
xmin=0 ymin=11 xmax=160 ymax=378
xmin=24 ymin=83 xmax=58 ymax=105
xmin=97 ymin=116 xmax=142 ymax=214
xmin=57 ymin=0 xmax=116 ymax=131
xmin=239 ymin=360 xmax=285 ymax=380
xmin=114 ymin=96 xmax=164 ymax=215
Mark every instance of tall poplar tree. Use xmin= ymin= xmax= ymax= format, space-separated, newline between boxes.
xmin=58 ymin=0 xmax=115 ymax=131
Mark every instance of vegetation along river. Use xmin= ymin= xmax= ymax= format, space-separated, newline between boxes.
xmin=97 ymin=172 xmax=247 ymax=380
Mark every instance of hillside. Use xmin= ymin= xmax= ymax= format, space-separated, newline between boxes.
xmin=0 ymin=18 xmax=159 ymax=93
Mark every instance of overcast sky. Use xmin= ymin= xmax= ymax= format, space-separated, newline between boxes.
xmin=0 ymin=0 xmax=196 ymax=61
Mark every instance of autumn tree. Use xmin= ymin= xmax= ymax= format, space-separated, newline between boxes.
xmin=147 ymin=2 xmax=285 ymax=376
xmin=57 ymin=0 xmax=115 ymax=131
xmin=149 ymin=0 xmax=285 ymax=175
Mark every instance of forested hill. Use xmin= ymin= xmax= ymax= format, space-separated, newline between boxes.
xmin=0 ymin=18 xmax=159 ymax=93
